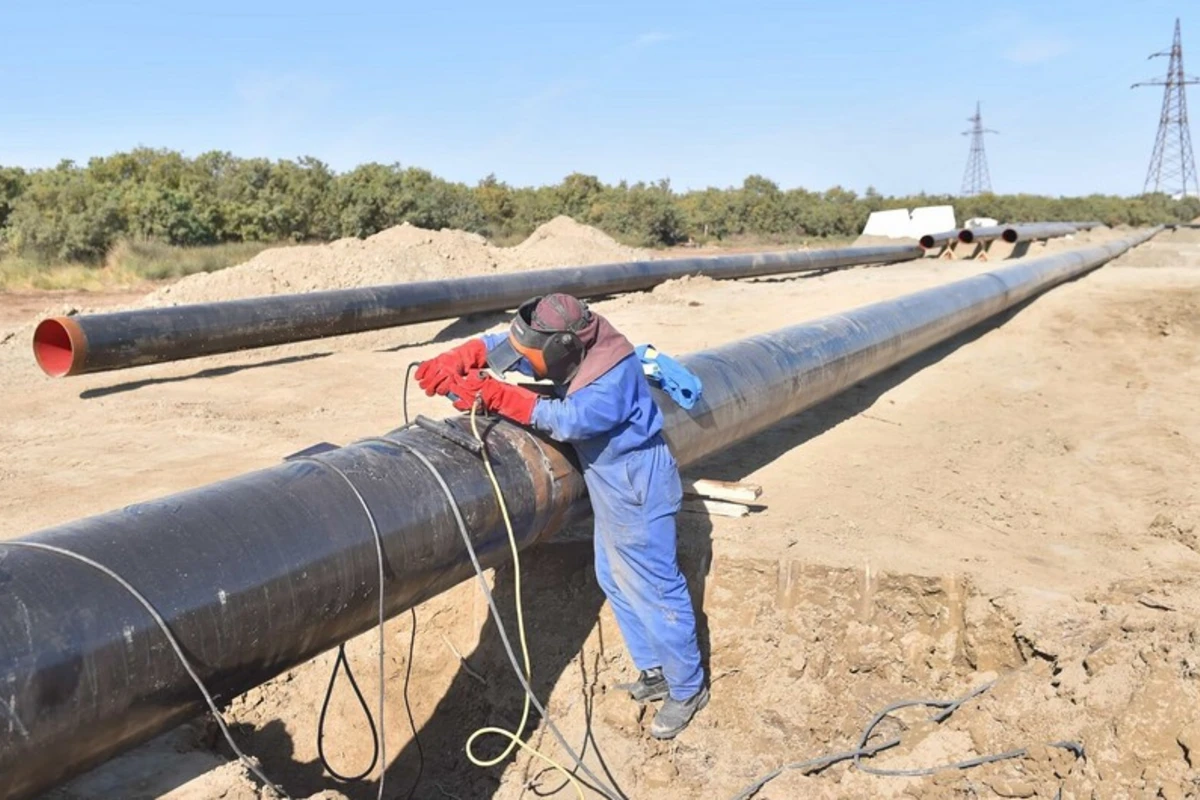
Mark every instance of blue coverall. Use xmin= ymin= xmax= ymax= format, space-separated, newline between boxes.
xmin=480 ymin=333 xmax=705 ymax=701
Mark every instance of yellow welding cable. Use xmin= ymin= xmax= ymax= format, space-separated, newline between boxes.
xmin=465 ymin=401 xmax=586 ymax=800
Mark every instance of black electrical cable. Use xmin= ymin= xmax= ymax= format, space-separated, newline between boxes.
xmin=399 ymin=360 xmax=622 ymax=797
xmin=300 ymin=457 xmax=388 ymax=800
xmin=316 ymin=645 xmax=379 ymax=782
xmin=390 ymin=359 xmax=427 ymax=797
xmin=3 ymin=461 xmax=420 ymax=800
xmin=728 ymin=681 xmax=1085 ymax=800
xmin=307 ymin=363 xmax=428 ymax=800
xmin=0 ymin=541 xmax=290 ymax=799
xmin=361 ymin=432 xmax=625 ymax=800
xmin=399 ymin=607 xmax=425 ymax=800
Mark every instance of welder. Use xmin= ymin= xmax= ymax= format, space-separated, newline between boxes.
xmin=415 ymin=293 xmax=708 ymax=739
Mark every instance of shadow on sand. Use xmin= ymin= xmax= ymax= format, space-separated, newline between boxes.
xmin=78 ymin=352 xmax=333 ymax=399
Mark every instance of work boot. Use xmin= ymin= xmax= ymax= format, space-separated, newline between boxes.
xmin=649 ymin=685 xmax=710 ymax=739
xmin=614 ymin=667 xmax=669 ymax=703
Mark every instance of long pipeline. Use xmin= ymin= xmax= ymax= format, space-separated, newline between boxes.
xmin=0 ymin=228 xmax=1158 ymax=799
xmin=31 ymin=244 xmax=922 ymax=378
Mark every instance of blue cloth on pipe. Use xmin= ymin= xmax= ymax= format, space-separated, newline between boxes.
xmin=634 ymin=344 xmax=702 ymax=410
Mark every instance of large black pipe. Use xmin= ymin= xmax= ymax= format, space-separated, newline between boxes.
xmin=917 ymin=230 xmax=958 ymax=249
xmin=0 ymin=229 xmax=1159 ymax=799
xmin=660 ymin=228 xmax=1158 ymax=467
xmin=31 ymin=244 xmax=921 ymax=378
xmin=957 ymin=225 xmax=1009 ymax=245
xmin=1001 ymin=222 xmax=1083 ymax=244
xmin=0 ymin=421 xmax=589 ymax=800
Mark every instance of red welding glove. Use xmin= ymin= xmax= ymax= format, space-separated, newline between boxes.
xmin=448 ymin=372 xmax=489 ymax=413
xmin=415 ymin=339 xmax=488 ymax=397
xmin=478 ymin=378 xmax=539 ymax=425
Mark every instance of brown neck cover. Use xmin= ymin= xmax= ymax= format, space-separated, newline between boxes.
xmin=566 ymin=311 xmax=635 ymax=395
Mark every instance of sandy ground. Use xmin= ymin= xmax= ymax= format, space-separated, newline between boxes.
xmin=0 ymin=288 xmax=150 ymax=328
xmin=3 ymin=224 xmax=1200 ymax=800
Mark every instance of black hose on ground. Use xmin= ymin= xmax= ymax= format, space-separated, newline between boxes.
xmin=729 ymin=681 xmax=1085 ymax=800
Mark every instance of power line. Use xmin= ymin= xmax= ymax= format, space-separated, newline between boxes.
xmin=1132 ymin=17 xmax=1200 ymax=198
xmin=960 ymin=101 xmax=997 ymax=196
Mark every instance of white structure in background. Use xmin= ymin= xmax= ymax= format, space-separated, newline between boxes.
xmin=862 ymin=205 xmax=957 ymax=239
xmin=963 ymin=217 xmax=999 ymax=228
xmin=909 ymin=205 xmax=956 ymax=236
xmin=860 ymin=209 xmax=913 ymax=238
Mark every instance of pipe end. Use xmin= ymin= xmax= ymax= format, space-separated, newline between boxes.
xmin=958 ymin=230 xmax=975 ymax=244
xmin=33 ymin=317 xmax=85 ymax=377
xmin=919 ymin=235 xmax=936 ymax=249
xmin=1002 ymin=229 xmax=1019 ymax=244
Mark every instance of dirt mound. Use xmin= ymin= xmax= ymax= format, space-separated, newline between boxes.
xmin=508 ymin=215 xmax=644 ymax=268
xmin=647 ymin=274 xmax=716 ymax=305
xmin=144 ymin=217 xmax=649 ymax=307
xmin=144 ymin=225 xmax=500 ymax=306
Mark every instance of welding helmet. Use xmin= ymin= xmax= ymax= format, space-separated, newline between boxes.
xmin=486 ymin=295 xmax=591 ymax=383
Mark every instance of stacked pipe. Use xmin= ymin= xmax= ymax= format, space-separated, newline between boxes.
xmin=917 ymin=230 xmax=959 ymax=249
xmin=920 ymin=220 xmax=1101 ymax=250
xmin=950 ymin=220 xmax=1103 ymax=247
xmin=1000 ymin=222 xmax=1078 ymax=243
xmin=956 ymin=225 xmax=1008 ymax=245
xmin=31 ymin=244 xmax=922 ymax=378
xmin=0 ymin=227 xmax=1160 ymax=800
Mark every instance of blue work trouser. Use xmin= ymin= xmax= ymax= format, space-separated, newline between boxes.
xmin=585 ymin=436 xmax=704 ymax=701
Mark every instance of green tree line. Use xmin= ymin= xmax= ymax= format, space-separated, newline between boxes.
xmin=2 ymin=148 xmax=1197 ymax=263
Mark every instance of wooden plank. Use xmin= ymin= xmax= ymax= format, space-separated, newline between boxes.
xmin=681 ymin=498 xmax=751 ymax=518
xmin=682 ymin=478 xmax=762 ymax=504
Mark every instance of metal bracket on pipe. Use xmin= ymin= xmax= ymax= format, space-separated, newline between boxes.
xmin=415 ymin=414 xmax=484 ymax=455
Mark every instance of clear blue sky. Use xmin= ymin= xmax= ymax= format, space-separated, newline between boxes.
xmin=1 ymin=1 xmax=1193 ymax=196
